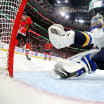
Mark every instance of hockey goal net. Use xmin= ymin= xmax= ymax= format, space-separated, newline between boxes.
xmin=0 ymin=0 xmax=27 ymax=77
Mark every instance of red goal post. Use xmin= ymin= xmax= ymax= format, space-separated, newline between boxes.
xmin=0 ymin=0 xmax=27 ymax=77
xmin=8 ymin=0 xmax=28 ymax=77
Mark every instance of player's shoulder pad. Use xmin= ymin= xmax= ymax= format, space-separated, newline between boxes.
xmin=27 ymin=16 xmax=32 ymax=24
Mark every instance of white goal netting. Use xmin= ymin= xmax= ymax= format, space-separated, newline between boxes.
xmin=0 ymin=0 xmax=23 ymax=75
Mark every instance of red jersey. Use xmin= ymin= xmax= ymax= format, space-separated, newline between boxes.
xmin=18 ymin=16 xmax=32 ymax=35
xmin=45 ymin=43 xmax=52 ymax=50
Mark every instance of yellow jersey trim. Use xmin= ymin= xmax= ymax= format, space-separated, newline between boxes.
xmin=81 ymin=32 xmax=90 ymax=47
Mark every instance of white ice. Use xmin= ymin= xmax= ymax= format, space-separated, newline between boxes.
xmin=0 ymin=50 xmax=104 ymax=104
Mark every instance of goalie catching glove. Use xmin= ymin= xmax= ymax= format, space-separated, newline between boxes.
xmin=48 ymin=24 xmax=75 ymax=49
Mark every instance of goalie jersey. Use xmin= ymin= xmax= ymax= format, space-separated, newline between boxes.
xmin=74 ymin=25 xmax=104 ymax=49
xmin=89 ymin=25 xmax=104 ymax=48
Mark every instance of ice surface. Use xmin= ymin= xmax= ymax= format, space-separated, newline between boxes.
xmin=0 ymin=50 xmax=104 ymax=104
xmin=14 ymin=53 xmax=104 ymax=103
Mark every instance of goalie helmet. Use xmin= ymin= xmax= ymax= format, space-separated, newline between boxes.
xmin=89 ymin=0 xmax=104 ymax=18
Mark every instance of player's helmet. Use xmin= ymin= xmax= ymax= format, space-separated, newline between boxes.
xmin=22 ymin=11 xmax=27 ymax=16
xmin=89 ymin=0 xmax=104 ymax=18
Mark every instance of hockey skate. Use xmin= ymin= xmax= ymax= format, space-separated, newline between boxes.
xmin=26 ymin=55 xmax=31 ymax=60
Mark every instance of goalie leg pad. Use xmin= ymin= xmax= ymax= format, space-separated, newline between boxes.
xmin=50 ymin=49 xmax=99 ymax=79
xmin=81 ymin=54 xmax=97 ymax=73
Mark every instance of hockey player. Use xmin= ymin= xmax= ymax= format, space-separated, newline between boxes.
xmin=16 ymin=12 xmax=32 ymax=60
xmin=48 ymin=13 xmax=104 ymax=79
xmin=44 ymin=41 xmax=52 ymax=60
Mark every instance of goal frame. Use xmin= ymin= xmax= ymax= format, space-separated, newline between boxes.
xmin=8 ymin=0 xmax=28 ymax=77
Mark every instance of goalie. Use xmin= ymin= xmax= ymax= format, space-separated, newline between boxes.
xmin=48 ymin=13 xmax=104 ymax=79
